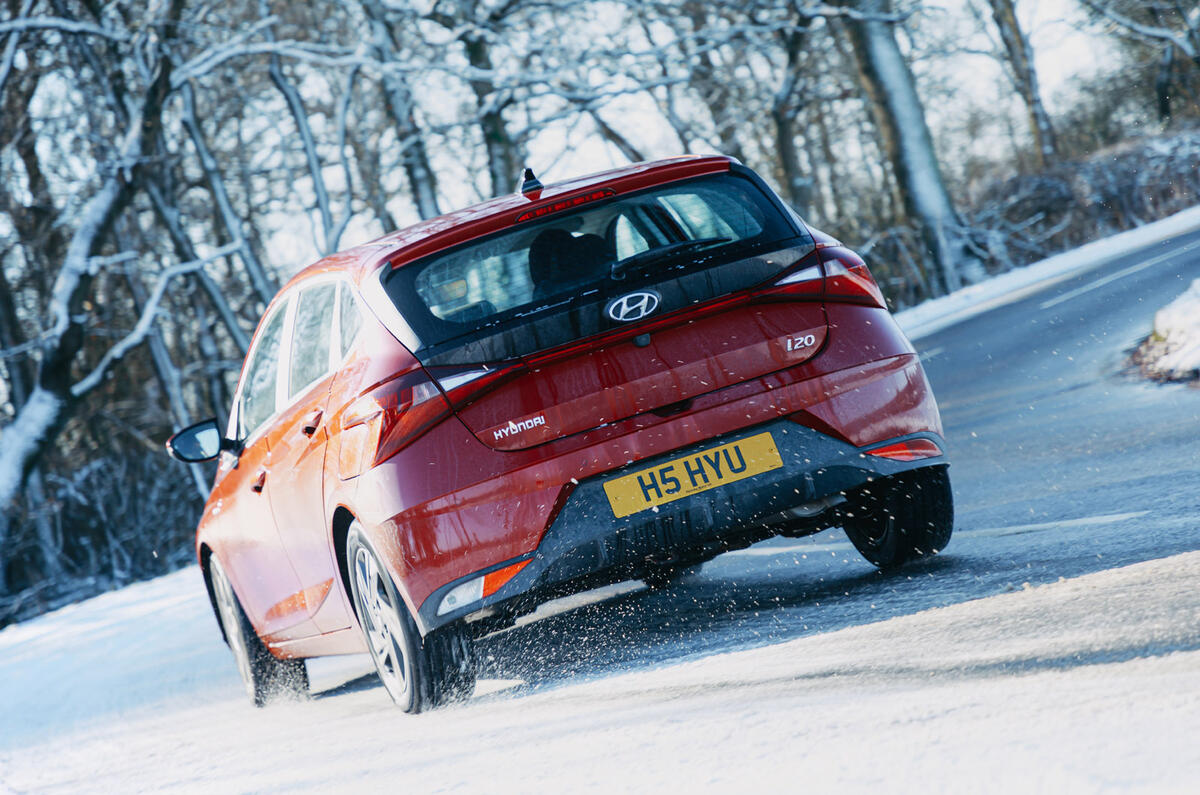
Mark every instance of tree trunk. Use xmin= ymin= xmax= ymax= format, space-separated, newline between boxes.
xmin=771 ymin=28 xmax=814 ymax=216
xmin=845 ymin=0 xmax=967 ymax=294
xmin=464 ymin=32 xmax=521 ymax=198
xmin=0 ymin=0 xmax=182 ymax=512
xmin=1156 ymin=44 xmax=1175 ymax=122
xmin=180 ymin=81 xmax=277 ymax=306
xmin=120 ymin=258 xmax=209 ymax=499
xmin=142 ymin=179 xmax=252 ymax=353
xmin=590 ymin=110 xmax=646 ymax=163
xmin=263 ymin=13 xmax=337 ymax=253
xmin=359 ymin=0 xmax=442 ymax=219
xmin=350 ymin=129 xmax=399 ymax=233
xmin=685 ymin=3 xmax=747 ymax=162
xmin=987 ymin=0 xmax=1057 ymax=167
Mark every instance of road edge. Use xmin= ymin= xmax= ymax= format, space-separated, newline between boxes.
xmin=895 ymin=205 xmax=1200 ymax=342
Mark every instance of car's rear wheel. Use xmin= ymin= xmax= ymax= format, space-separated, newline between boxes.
xmin=346 ymin=522 xmax=476 ymax=712
xmin=209 ymin=556 xmax=309 ymax=707
xmin=841 ymin=466 xmax=953 ymax=569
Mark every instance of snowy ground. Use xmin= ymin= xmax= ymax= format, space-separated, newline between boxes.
xmin=3 ymin=211 xmax=1200 ymax=792
xmin=1135 ymin=277 xmax=1200 ymax=380
xmin=2 ymin=548 xmax=1199 ymax=793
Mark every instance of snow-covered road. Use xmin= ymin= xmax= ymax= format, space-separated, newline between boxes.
xmin=3 ymin=224 xmax=1200 ymax=792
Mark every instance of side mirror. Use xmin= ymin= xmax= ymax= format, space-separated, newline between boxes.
xmin=166 ymin=418 xmax=229 ymax=463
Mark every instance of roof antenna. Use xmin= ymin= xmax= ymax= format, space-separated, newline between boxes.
xmin=518 ymin=167 xmax=544 ymax=197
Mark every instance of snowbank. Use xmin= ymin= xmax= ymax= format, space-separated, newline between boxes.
xmin=894 ymin=204 xmax=1200 ymax=341
xmin=1137 ymin=278 xmax=1200 ymax=380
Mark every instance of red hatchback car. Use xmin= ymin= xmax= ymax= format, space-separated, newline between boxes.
xmin=168 ymin=155 xmax=952 ymax=711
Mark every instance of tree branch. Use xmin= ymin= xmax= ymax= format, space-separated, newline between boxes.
xmin=0 ymin=15 xmax=129 ymax=40
xmin=1080 ymin=0 xmax=1197 ymax=59
xmin=0 ymin=0 xmax=35 ymax=100
xmin=70 ymin=242 xmax=240 ymax=399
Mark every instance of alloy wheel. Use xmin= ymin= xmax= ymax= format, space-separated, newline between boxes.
xmin=352 ymin=544 xmax=409 ymax=701
xmin=210 ymin=559 xmax=255 ymax=699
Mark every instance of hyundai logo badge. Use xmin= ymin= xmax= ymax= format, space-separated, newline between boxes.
xmin=606 ymin=290 xmax=661 ymax=323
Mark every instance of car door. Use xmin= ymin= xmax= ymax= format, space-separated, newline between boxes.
xmin=210 ymin=297 xmax=308 ymax=638
xmin=263 ymin=279 xmax=350 ymax=633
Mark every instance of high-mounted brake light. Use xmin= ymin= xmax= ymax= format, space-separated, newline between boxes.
xmin=822 ymin=247 xmax=887 ymax=309
xmin=515 ymin=188 xmax=616 ymax=223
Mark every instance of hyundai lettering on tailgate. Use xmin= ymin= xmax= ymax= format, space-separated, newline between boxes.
xmin=603 ymin=432 xmax=784 ymax=518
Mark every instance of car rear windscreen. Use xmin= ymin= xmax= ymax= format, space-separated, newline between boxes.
xmin=382 ymin=173 xmax=813 ymax=365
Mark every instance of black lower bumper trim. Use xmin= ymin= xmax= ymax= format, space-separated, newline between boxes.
xmin=416 ymin=420 xmax=946 ymax=634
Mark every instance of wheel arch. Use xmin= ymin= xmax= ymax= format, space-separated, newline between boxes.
xmin=330 ymin=505 xmax=356 ymax=618
xmin=334 ymin=506 xmax=427 ymax=634
xmin=197 ymin=542 xmax=228 ymax=646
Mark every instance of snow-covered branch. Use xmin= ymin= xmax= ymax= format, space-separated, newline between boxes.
xmin=70 ymin=243 xmax=240 ymax=399
xmin=1079 ymin=0 xmax=1197 ymax=59
xmin=0 ymin=16 xmax=129 ymax=40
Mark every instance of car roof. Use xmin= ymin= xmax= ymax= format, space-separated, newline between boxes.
xmin=280 ymin=154 xmax=736 ymax=294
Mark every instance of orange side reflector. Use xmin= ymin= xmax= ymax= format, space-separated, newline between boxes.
xmin=482 ymin=559 xmax=532 ymax=597
xmin=865 ymin=439 xmax=943 ymax=462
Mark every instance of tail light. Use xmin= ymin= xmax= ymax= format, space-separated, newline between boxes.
xmin=342 ymin=369 xmax=453 ymax=472
xmin=865 ymin=438 xmax=943 ymax=461
xmin=821 ymin=247 xmax=887 ymax=309
xmin=340 ymin=363 xmax=529 ymax=477
xmin=429 ymin=362 xmax=528 ymax=411
xmin=768 ymin=262 xmax=824 ymax=297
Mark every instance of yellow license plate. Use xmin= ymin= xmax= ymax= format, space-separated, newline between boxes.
xmin=603 ymin=432 xmax=783 ymax=518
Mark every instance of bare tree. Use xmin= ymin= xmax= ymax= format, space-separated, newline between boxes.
xmin=1080 ymin=0 xmax=1200 ymax=123
xmin=843 ymin=0 xmax=971 ymax=294
xmin=423 ymin=0 xmax=526 ymax=197
xmin=986 ymin=0 xmax=1057 ymax=167
xmin=0 ymin=0 xmax=185 ymax=511
xmin=359 ymin=0 xmax=443 ymax=218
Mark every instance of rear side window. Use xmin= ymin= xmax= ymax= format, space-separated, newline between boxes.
xmin=337 ymin=283 xmax=363 ymax=359
xmin=289 ymin=282 xmax=337 ymax=398
xmin=385 ymin=173 xmax=804 ymax=362
xmin=240 ymin=303 xmax=288 ymax=438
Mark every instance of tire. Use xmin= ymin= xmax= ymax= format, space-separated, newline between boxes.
xmin=841 ymin=466 xmax=954 ymax=570
xmin=209 ymin=556 xmax=309 ymax=707
xmin=346 ymin=522 xmax=476 ymax=712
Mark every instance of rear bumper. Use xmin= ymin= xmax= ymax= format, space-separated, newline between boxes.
xmin=417 ymin=419 xmax=946 ymax=633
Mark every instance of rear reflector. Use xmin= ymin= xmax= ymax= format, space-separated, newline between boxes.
xmin=436 ymin=559 xmax=532 ymax=616
xmin=865 ymin=438 xmax=943 ymax=461
xmin=482 ymin=559 xmax=532 ymax=597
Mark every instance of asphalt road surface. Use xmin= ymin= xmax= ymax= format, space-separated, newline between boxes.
xmin=3 ymin=231 xmax=1199 ymax=792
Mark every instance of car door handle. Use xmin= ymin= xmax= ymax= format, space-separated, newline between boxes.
xmin=302 ymin=408 xmax=324 ymax=437
xmin=250 ymin=469 xmax=267 ymax=493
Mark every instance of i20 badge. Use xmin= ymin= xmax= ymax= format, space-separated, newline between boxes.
xmin=606 ymin=290 xmax=661 ymax=323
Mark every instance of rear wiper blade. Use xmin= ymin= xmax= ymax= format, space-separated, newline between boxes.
xmin=610 ymin=237 xmax=732 ymax=280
